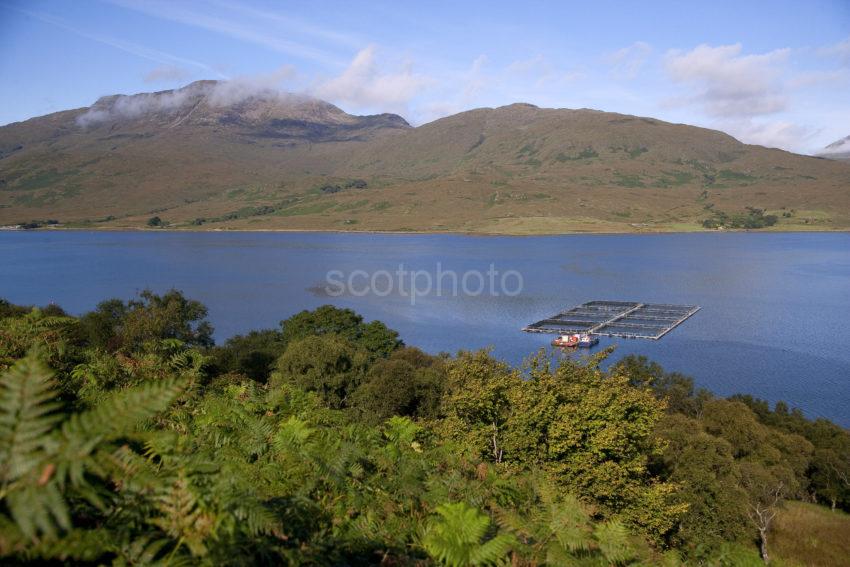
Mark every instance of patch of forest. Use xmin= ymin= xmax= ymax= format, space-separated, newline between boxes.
xmin=1 ymin=293 xmax=848 ymax=565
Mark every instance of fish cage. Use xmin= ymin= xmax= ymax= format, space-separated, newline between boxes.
xmin=523 ymin=300 xmax=700 ymax=340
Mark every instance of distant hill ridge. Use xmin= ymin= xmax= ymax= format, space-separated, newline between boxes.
xmin=819 ymin=135 xmax=850 ymax=162
xmin=1 ymin=81 xmax=848 ymax=233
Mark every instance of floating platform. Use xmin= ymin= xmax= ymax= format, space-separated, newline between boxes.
xmin=523 ymin=300 xmax=700 ymax=340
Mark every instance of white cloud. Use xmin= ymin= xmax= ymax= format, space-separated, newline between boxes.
xmin=77 ymin=84 xmax=204 ymax=127
xmin=605 ymin=41 xmax=652 ymax=79
xmin=208 ymin=0 xmax=363 ymax=49
xmin=720 ymin=119 xmax=815 ymax=151
xmin=414 ymin=56 xmax=490 ymax=123
xmin=77 ymin=68 xmax=299 ymax=126
xmin=462 ymin=54 xmax=489 ymax=100
xmin=107 ymin=0 xmax=344 ymax=67
xmin=313 ymin=46 xmax=431 ymax=115
xmin=821 ymin=135 xmax=850 ymax=155
xmin=788 ymin=69 xmax=850 ymax=88
xmin=665 ymin=44 xmax=790 ymax=118
xmin=208 ymin=65 xmax=296 ymax=105
xmin=14 ymin=7 xmax=226 ymax=78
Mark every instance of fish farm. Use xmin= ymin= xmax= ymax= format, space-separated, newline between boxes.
xmin=523 ymin=301 xmax=700 ymax=340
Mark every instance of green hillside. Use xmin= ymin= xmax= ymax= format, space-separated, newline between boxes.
xmin=2 ymin=81 xmax=849 ymax=233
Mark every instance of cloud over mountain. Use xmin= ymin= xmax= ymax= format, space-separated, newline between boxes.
xmin=313 ymin=46 xmax=431 ymax=116
xmin=666 ymin=44 xmax=790 ymax=118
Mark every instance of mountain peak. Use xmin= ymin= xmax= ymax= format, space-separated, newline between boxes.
xmin=75 ymin=81 xmax=410 ymax=136
xmin=498 ymin=102 xmax=539 ymax=110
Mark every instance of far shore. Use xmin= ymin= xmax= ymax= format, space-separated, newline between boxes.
xmin=2 ymin=224 xmax=849 ymax=237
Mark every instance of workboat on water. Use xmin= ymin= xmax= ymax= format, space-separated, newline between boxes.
xmin=551 ymin=333 xmax=599 ymax=348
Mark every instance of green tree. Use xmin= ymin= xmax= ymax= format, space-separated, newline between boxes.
xmin=78 ymin=290 xmax=213 ymax=353
xmin=739 ymin=461 xmax=788 ymax=563
xmin=273 ymin=334 xmax=369 ymax=409
xmin=439 ymin=350 xmax=518 ymax=463
xmin=615 ymin=354 xmax=711 ymax=417
xmin=350 ymin=349 xmax=445 ymax=423
xmin=811 ymin=448 xmax=850 ymax=511
xmin=439 ymin=350 xmax=684 ymax=543
xmin=209 ymin=329 xmax=286 ymax=382
xmin=654 ymin=413 xmax=750 ymax=548
xmin=281 ymin=305 xmax=401 ymax=358
xmin=76 ymin=298 xmax=126 ymax=351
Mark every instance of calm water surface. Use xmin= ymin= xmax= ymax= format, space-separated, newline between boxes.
xmin=2 ymin=231 xmax=849 ymax=425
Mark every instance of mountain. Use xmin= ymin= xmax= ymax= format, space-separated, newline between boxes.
xmin=2 ymin=81 xmax=849 ymax=233
xmin=819 ymin=136 xmax=850 ymax=162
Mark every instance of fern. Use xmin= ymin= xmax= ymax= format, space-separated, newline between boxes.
xmin=0 ymin=354 xmax=69 ymax=539
xmin=55 ymin=377 xmax=187 ymax=488
xmin=150 ymin=473 xmax=211 ymax=557
xmin=423 ymin=502 xmax=516 ymax=566
xmin=0 ymin=354 xmax=62 ymax=484
xmin=594 ymin=519 xmax=635 ymax=564
xmin=0 ymin=352 xmax=188 ymax=543
xmin=0 ymin=310 xmax=75 ymax=369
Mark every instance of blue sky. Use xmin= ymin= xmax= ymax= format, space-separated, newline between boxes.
xmin=1 ymin=0 xmax=849 ymax=154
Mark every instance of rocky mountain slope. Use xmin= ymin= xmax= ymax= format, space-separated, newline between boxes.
xmin=1 ymin=81 xmax=848 ymax=233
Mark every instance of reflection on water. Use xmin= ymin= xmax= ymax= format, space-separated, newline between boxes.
xmin=1 ymin=231 xmax=849 ymax=425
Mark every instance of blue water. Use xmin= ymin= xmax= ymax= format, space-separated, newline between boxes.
xmin=2 ymin=231 xmax=849 ymax=426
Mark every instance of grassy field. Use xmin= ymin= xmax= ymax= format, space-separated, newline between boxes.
xmin=772 ymin=502 xmax=850 ymax=567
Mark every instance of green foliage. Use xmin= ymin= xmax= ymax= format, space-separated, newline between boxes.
xmin=1 ymin=295 xmax=848 ymax=564
xmin=732 ymin=393 xmax=850 ymax=510
xmin=653 ymin=170 xmax=695 ymax=187
xmin=423 ymin=502 xmax=516 ymax=566
xmin=350 ymin=347 xmax=445 ymax=423
xmin=614 ymin=173 xmax=646 ymax=187
xmin=555 ymin=146 xmax=599 ymax=161
xmin=0 ymin=352 xmax=186 ymax=548
xmin=635 ymin=358 xmax=841 ymax=561
xmin=0 ymin=308 xmax=77 ymax=371
xmin=655 ymin=413 xmax=750 ymax=547
xmin=439 ymin=350 xmax=684 ymax=543
xmin=615 ymin=354 xmax=711 ymax=417
xmin=493 ymin=479 xmax=655 ymax=565
xmin=718 ymin=169 xmax=757 ymax=183
xmin=0 ymin=299 xmax=30 ymax=319
xmin=281 ymin=304 xmax=402 ymax=358
xmin=147 ymin=216 xmax=163 ymax=227
xmin=318 ymin=179 xmax=368 ymax=193
xmin=703 ymin=206 xmax=778 ymax=229
xmin=209 ymin=329 xmax=286 ymax=382
xmin=273 ymin=334 xmax=369 ymax=408
xmin=78 ymin=289 xmax=214 ymax=353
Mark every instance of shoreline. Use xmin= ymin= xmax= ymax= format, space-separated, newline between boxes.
xmin=2 ymin=225 xmax=849 ymax=237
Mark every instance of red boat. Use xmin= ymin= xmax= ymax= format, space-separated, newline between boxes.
xmin=551 ymin=334 xmax=579 ymax=348
xmin=551 ymin=333 xmax=599 ymax=348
